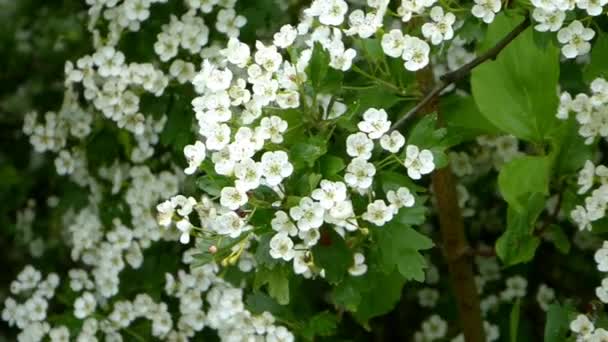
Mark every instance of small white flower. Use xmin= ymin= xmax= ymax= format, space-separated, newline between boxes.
xmin=74 ymin=292 xmax=96 ymax=319
xmin=471 ymin=0 xmax=501 ymax=23
xmin=220 ymin=186 xmax=248 ymax=210
xmin=532 ymin=8 xmax=565 ymax=32
xmin=176 ymin=219 xmax=192 ymax=244
xmin=184 ymin=141 xmax=206 ymax=175
xmin=311 ymin=180 xmax=348 ymax=209
xmin=215 ymin=212 xmax=248 ymax=238
xmin=259 ymin=116 xmax=288 ymax=144
xmin=421 ymin=7 xmax=456 ymax=45
xmin=597 ymin=278 xmax=608 ymax=303
xmin=404 ymin=145 xmax=435 ymax=179
xmin=273 ymin=24 xmax=298 ymax=48
xmin=220 ymin=38 xmax=251 ymax=67
xmin=362 ymin=200 xmax=394 ymax=226
xmin=387 ymin=187 xmax=415 ymax=210
xmin=234 ymin=158 xmax=262 ymax=191
xmin=345 ymin=157 xmax=376 ymax=189
xmin=402 ymin=36 xmax=430 ymax=71
xmin=595 ymin=241 xmax=608 ymax=271
xmin=380 ymin=131 xmax=406 ymax=153
xmin=271 ymin=211 xmax=298 ymax=236
xmin=381 ymin=29 xmax=407 ymax=58
xmin=570 ymin=314 xmax=594 ymax=337
xmin=306 ymin=0 xmax=349 ymax=26
xmin=346 ymin=132 xmax=374 ymax=159
xmin=358 ymin=108 xmax=391 ymax=139
xmin=269 ymin=233 xmax=295 ymax=261
xmin=557 ymin=20 xmax=595 ymax=59
xmin=261 ymin=151 xmax=294 ymax=186
xmin=289 ymin=197 xmax=324 ymax=232
xmin=348 ymin=253 xmax=368 ymax=276
xmin=578 ymin=160 xmax=596 ymax=194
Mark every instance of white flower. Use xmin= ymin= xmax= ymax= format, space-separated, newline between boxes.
xmin=570 ymin=314 xmax=594 ymax=337
xmin=387 ymin=187 xmax=415 ymax=210
xmin=184 ymin=141 xmax=206 ymax=175
xmin=255 ymin=41 xmax=283 ymax=73
xmin=345 ymin=157 xmax=376 ymax=189
xmin=577 ymin=0 xmax=608 ymax=16
xmin=578 ymin=160 xmax=596 ymax=194
xmin=571 ymin=205 xmax=592 ymax=231
xmin=380 ymin=131 xmax=405 ymax=153
xmin=536 ymin=284 xmax=555 ymax=311
xmin=299 ymin=227 xmax=321 ymax=247
xmin=362 ymin=200 xmax=394 ymax=226
xmin=421 ymin=7 xmax=456 ymax=45
xmin=358 ymin=108 xmax=391 ymax=139
xmin=306 ymin=0 xmax=349 ymax=26
xmin=289 ymin=197 xmax=324 ymax=231
xmin=74 ymin=292 xmax=96 ymax=319
xmin=422 ymin=315 xmax=448 ymax=340
xmin=532 ymin=8 xmax=565 ymax=32
xmin=595 ymin=241 xmax=608 ymax=271
xmin=215 ymin=8 xmax=246 ymax=38
xmin=597 ymin=278 xmax=608 ymax=303
xmin=203 ymin=123 xmax=231 ymax=151
xmin=220 ymin=186 xmax=248 ymax=210
xmin=348 ymin=252 xmax=368 ymax=276
xmin=273 ymin=24 xmax=298 ymax=48
xmin=55 ymin=150 xmax=75 ymax=175
xmin=346 ymin=132 xmax=374 ymax=159
xmin=269 ymin=233 xmax=295 ymax=261
xmin=557 ymin=20 xmax=595 ymax=59
xmin=261 ymin=151 xmax=294 ymax=186
xmin=311 ymin=180 xmax=347 ymax=209
xmin=404 ymin=145 xmax=435 ymax=179
xmin=381 ymin=29 xmax=407 ymax=58
xmin=259 ymin=116 xmax=288 ymax=144
xmin=418 ymin=288 xmax=439 ymax=308
xmin=471 ymin=0 xmax=501 ymax=24
xmin=293 ymin=244 xmax=313 ymax=276
xmin=176 ymin=219 xmax=192 ymax=244
xmin=271 ymin=211 xmax=298 ymax=236
xmin=329 ymin=47 xmax=357 ymax=71
xmin=215 ymin=212 xmax=248 ymax=238
xmin=220 ymin=38 xmax=251 ymax=68
xmin=402 ymin=36 xmax=430 ymax=71
xmin=234 ymin=158 xmax=262 ymax=191
xmin=192 ymin=60 xmax=233 ymax=93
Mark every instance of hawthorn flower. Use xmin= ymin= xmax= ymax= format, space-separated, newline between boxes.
xmin=215 ymin=212 xmax=248 ymax=238
xmin=358 ymin=108 xmax=391 ymax=139
xmin=380 ymin=131 xmax=405 ymax=153
xmin=271 ymin=211 xmax=298 ymax=236
xmin=387 ymin=187 xmax=415 ymax=210
xmin=306 ymin=0 xmax=349 ymax=26
xmin=536 ymin=284 xmax=555 ymax=311
xmin=421 ymin=315 xmax=448 ymax=340
xmin=345 ymin=157 xmax=376 ymax=189
xmin=421 ymin=7 xmax=456 ymax=45
xmin=192 ymin=60 xmax=233 ymax=93
xmin=577 ymin=0 xmax=608 ymax=16
xmin=402 ymin=36 xmax=430 ymax=71
xmin=471 ymin=0 xmax=501 ymax=24
xmin=215 ymin=9 xmax=246 ymax=38
xmin=557 ymin=20 xmax=595 ymax=59
xmin=311 ymin=180 xmax=347 ymax=209
xmin=261 ymin=151 xmax=293 ymax=186
xmin=269 ymin=233 xmax=295 ymax=261
xmin=176 ymin=219 xmax=193 ymax=244
xmin=55 ymin=150 xmax=75 ymax=175
xmin=299 ymin=228 xmax=321 ymax=247
xmin=381 ymin=29 xmax=407 ymax=58
xmin=578 ymin=160 xmax=596 ymax=194
xmin=273 ymin=24 xmax=298 ymax=48
xmin=259 ymin=116 xmax=288 ymax=144
xmin=234 ymin=158 xmax=262 ymax=191
xmin=348 ymin=253 xmax=368 ymax=276
xmin=532 ymin=8 xmax=565 ymax=32
xmin=183 ymin=141 xmax=206 ymax=175
xmin=74 ymin=292 xmax=96 ymax=319
xmin=595 ymin=241 xmax=608 ymax=271
xmin=289 ymin=197 xmax=324 ymax=232
xmin=596 ymin=278 xmax=608 ymax=303
xmin=254 ymin=41 xmax=283 ymax=73
xmin=221 ymin=38 xmax=251 ymax=67
xmin=346 ymin=132 xmax=374 ymax=159
xmin=570 ymin=314 xmax=594 ymax=338
xmin=220 ymin=186 xmax=248 ymax=210
xmin=404 ymin=145 xmax=435 ymax=179
xmin=362 ymin=200 xmax=394 ymax=226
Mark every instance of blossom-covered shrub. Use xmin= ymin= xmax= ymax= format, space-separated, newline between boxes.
xmin=2 ymin=0 xmax=608 ymax=341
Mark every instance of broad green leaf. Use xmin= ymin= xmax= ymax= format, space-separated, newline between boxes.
xmin=375 ymin=220 xmax=433 ymax=280
xmin=440 ymin=94 xmax=501 ymax=146
xmin=289 ymin=136 xmax=328 ymax=170
xmin=406 ymin=114 xmax=447 ymax=149
xmin=255 ymin=232 xmax=279 ymax=269
xmin=246 ymin=291 xmax=287 ymax=316
xmin=544 ymin=304 xmax=573 ymax=342
xmin=471 ymin=14 xmax=560 ymax=142
xmin=254 ymin=266 xmax=290 ymax=305
xmin=510 ymin=299 xmax=521 ymax=342
xmin=312 ymin=228 xmax=352 ymax=284
xmin=308 ymin=43 xmax=329 ymax=91
xmin=496 ymin=193 xmax=545 ymax=265
xmin=300 ymin=311 xmax=339 ymax=340
xmin=196 ymin=174 xmax=232 ymax=197
xmin=583 ymin=32 xmax=608 ymax=82
xmin=498 ymin=155 xmax=551 ymax=213
xmin=319 ymin=155 xmax=346 ymax=178
xmin=551 ymin=117 xmax=594 ymax=176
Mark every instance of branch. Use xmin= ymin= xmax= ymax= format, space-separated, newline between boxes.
xmin=410 ymin=65 xmax=486 ymax=341
xmin=390 ymin=17 xmax=531 ymax=132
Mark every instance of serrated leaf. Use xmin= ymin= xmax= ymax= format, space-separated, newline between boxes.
xmin=312 ymin=228 xmax=352 ymax=284
xmin=498 ymin=155 xmax=551 ymax=213
xmin=289 ymin=136 xmax=328 ymax=170
xmin=300 ymin=311 xmax=339 ymax=340
xmin=471 ymin=14 xmax=560 ymax=142
xmin=583 ymin=32 xmax=608 ymax=82
xmin=254 ymin=266 xmax=290 ymax=305
xmin=319 ymin=155 xmax=346 ymax=178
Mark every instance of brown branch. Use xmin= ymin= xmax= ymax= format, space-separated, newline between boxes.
xmin=390 ymin=17 xmax=531 ymax=132
xmin=414 ymin=65 xmax=486 ymax=342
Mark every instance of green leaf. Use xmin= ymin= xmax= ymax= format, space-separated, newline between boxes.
xmin=406 ymin=114 xmax=447 ymax=149
xmin=583 ymin=32 xmax=608 ymax=82
xmin=312 ymin=228 xmax=352 ymax=284
xmin=160 ymin=94 xmax=193 ymax=152
xmin=544 ymin=304 xmax=573 ymax=342
xmin=308 ymin=43 xmax=329 ymax=91
xmin=551 ymin=117 xmax=594 ymax=176
xmin=255 ymin=232 xmax=279 ymax=269
xmin=544 ymin=224 xmax=571 ymax=254
xmin=196 ymin=174 xmax=232 ymax=197
xmin=319 ymin=155 xmax=346 ymax=178
xmin=440 ymin=94 xmax=501 ymax=145
xmin=300 ymin=311 xmax=339 ymax=340
xmin=496 ymin=193 xmax=545 ymax=266
xmin=510 ymin=299 xmax=521 ymax=342
xmin=471 ymin=14 xmax=560 ymax=142
xmin=289 ymin=136 xmax=328 ymax=170
xmin=246 ymin=291 xmax=287 ymax=316
xmin=254 ymin=266 xmax=290 ymax=305
xmin=498 ymin=155 xmax=551 ymax=213
xmin=375 ymin=221 xmax=433 ymax=280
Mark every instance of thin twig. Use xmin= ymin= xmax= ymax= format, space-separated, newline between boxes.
xmin=390 ymin=17 xmax=531 ymax=132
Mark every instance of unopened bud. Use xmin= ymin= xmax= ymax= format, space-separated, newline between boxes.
xmin=208 ymin=245 xmax=218 ymax=254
